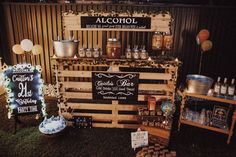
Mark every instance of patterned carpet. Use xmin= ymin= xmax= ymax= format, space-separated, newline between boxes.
xmin=0 ymin=96 xmax=235 ymax=157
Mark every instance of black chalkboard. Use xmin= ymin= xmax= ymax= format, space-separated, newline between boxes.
xmin=92 ymin=72 xmax=139 ymax=101
xmin=4 ymin=64 xmax=44 ymax=116
xmin=81 ymin=16 xmax=151 ymax=30
xmin=211 ymin=105 xmax=229 ymax=129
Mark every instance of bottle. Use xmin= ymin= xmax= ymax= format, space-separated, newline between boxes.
xmin=220 ymin=78 xmax=228 ymax=96
xmin=213 ymin=77 xmax=221 ymax=96
xmin=228 ymin=78 xmax=235 ymax=97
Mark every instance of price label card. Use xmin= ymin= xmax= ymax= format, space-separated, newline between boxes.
xmin=131 ymin=130 xmax=148 ymax=149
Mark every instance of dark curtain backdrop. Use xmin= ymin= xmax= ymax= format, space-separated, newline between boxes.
xmin=0 ymin=3 xmax=235 ymax=84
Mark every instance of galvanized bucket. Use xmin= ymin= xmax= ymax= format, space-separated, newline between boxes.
xmin=186 ymin=74 xmax=213 ymax=95
xmin=53 ymin=40 xmax=79 ymax=57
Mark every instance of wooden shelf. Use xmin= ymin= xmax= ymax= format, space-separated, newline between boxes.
xmin=140 ymin=125 xmax=170 ymax=139
xmin=178 ymin=90 xmax=236 ymax=144
xmin=184 ymin=92 xmax=236 ymax=105
xmin=180 ymin=119 xmax=229 ymax=135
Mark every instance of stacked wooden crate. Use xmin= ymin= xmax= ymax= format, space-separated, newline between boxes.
xmin=54 ymin=58 xmax=180 ymax=132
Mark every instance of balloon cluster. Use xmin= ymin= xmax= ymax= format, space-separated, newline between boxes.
xmin=196 ymin=29 xmax=213 ymax=52
xmin=12 ymin=39 xmax=43 ymax=55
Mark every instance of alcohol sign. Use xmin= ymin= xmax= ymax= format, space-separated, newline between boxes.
xmin=80 ymin=16 xmax=151 ymax=30
xmin=63 ymin=12 xmax=172 ymax=33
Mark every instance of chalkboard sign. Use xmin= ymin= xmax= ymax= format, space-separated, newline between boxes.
xmin=211 ymin=105 xmax=229 ymax=129
xmin=73 ymin=116 xmax=92 ymax=129
xmin=81 ymin=16 xmax=151 ymax=30
xmin=3 ymin=64 xmax=45 ymax=117
xmin=92 ymin=72 xmax=139 ymax=101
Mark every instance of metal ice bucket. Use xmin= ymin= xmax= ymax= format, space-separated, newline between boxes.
xmin=53 ymin=40 xmax=79 ymax=57
xmin=186 ymin=74 xmax=213 ymax=95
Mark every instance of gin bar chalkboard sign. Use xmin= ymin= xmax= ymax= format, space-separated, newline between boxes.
xmin=3 ymin=64 xmax=45 ymax=117
xmin=92 ymin=72 xmax=139 ymax=101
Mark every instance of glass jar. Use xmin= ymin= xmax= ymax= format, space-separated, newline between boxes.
xmin=93 ymin=48 xmax=99 ymax=58
xmin=163 ymin=34 xmax=173 ymax=50
xmin=152 ymin=32 xmax=163 ymax=50
xmin=125 ymin=45 xmax=132 ymax=59
xmin=132 ymin=48 xmax=139 ymax=60
xmin=78 ymin=48 xmax=85 ymax=58
xmin=106 ymin=38 xmax=121 ymax=59
xmin=140 ymin=49 xmax=148 ymax=60
xmin=86 ymin=48 xmax=92 ymax=58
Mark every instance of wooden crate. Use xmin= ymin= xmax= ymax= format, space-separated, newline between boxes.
xmin=54 ymin=58 xmax=180 ymax=130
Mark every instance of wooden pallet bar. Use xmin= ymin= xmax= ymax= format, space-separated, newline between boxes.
xmin=54 ymin=58 xmax=180 ymax=131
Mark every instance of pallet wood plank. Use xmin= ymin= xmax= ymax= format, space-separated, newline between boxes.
xmin=63 ymin=103 xmax=113 ymax=110
xmin=57 ymin=70 xmax=173 ymax=80
xmin=62 ymin=92 xmax=170 ymax=101
xmin=60 ymin=81 xmax=172 ymax=92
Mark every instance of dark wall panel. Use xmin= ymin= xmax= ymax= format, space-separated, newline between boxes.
xmin=0 ymin=3 xmax=235 ymax=85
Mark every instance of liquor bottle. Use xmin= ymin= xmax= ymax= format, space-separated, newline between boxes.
xmin=220 ymin=78 xmax=228 ymax=96
xmin=213 ymin=77 xmax=221 ymax=96
xmin=228 ymin=78 xmax=235 ymax=97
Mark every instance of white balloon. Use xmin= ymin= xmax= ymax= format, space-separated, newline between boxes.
xmin=20 ymin=39 xmax=33 ymax=52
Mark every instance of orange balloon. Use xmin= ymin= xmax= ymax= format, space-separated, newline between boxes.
xmin=201 ymin=40 xmax=213 ymax=52
xmin=12 ymin=44 xmax=24 ymax=55
xmin=197 ymin=29 xmax=210 ymax=44
xmin=32 ymin=45 xmax=43 ymax=55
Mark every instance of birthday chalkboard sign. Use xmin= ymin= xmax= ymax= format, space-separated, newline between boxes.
xmin=3 ymin=64 xmax=46 ymax=118
xmin=92 ymin=72 xmax=139 ymax=101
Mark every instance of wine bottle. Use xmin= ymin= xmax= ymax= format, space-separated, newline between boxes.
xmin=213 ymin=77 xmax=221 ymax=96
xmin=228 ymin=78 xmax=235 ymax=97
xmin=220 ymin=78 xmax=228 ymax=96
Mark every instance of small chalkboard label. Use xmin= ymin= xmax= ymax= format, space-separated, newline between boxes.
xmin=73 ymin=116 xmax=92 ymax=129
xmin=211 ymin=105 xmax=229 ymax=129
xmin=92 ymin=72 xmax=139 ymax=101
